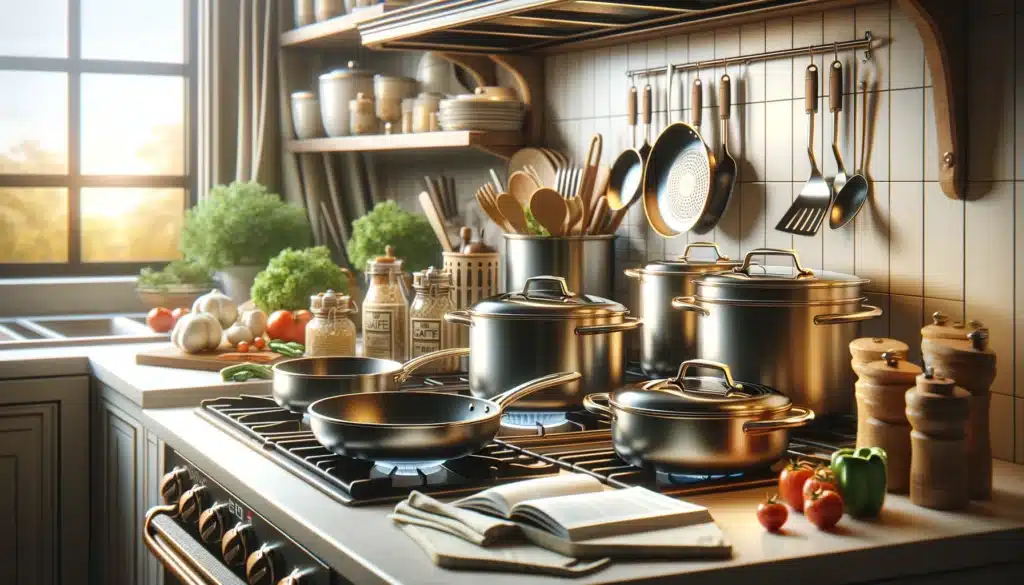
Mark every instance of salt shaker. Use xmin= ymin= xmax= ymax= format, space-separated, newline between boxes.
xmin=853 ymin=352 xmax=921 ymax=493
xmin=905 ymin=368 xmax=970 ymax=510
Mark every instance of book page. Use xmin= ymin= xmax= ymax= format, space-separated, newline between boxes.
xmin=512 ymin=487 xmax=712 ymax=541
xmin=456 ymin=473 xmax=605 ymax=516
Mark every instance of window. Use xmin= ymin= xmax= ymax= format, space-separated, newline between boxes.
xmin=0 ymin=0 xmax=197 ymax=276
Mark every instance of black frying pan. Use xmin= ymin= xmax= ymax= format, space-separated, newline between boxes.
xmin=307 ymin=372 xmax=580 ymax=466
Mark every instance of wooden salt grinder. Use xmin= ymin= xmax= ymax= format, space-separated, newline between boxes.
xmin=905 ymin=368 xmax=970 ymax=510
xmin=921 ymin=328 xmax=997 ymax=500
xmin=850 ymin=337 xmax=910 ymax=366
xmin=921 ymin=311 xmax=982 ymax=341
xmin=853 ymin=352 xmax=921 ymax=493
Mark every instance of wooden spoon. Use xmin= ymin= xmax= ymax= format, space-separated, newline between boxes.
xmin=475 ymin=188 xmax=512 ymax=233
xmin=496 ymin=193 xmax=529 ymax=234
xmin=418 ymin=191 xmax=453 ymax=252
xmin=507 ymin=171 xmax=538 ymax=208
xmin=564 ymin=197 xmax=584 ymax=235
xmin=529 ymin=188 xmax=568 ymax=236
xmin=587 ymin=196 xmax=609 ymax=235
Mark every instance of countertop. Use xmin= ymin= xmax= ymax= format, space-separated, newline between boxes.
xmin=0 ymin=342 xmax=267 ymax=407
xmin=144 ymin=405 xmax=1024 ymax=585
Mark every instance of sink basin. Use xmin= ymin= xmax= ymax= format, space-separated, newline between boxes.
xmin=0 ymin=313 xmax=168 ymax=349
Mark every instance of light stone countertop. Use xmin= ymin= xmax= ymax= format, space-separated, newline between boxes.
xmin=0 ymin=342 xmax=268 ymax=407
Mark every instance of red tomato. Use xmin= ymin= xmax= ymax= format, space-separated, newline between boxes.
xmin=236 ymin=341 xmax=250 ymax=353
xmin=802 ymin=466 xmax=837 ymax=501
xmin=292 ymin=310 xmax=313 ymax=343
xmin=778 ymin=461 xmax=815 ymax=512
xmin=252 ymin=337 xmax=266 ymax=350
xmin=757 ymin=494 xmax=788 ymax=532
xmin=147 ymin=307 xmax=175 ymax=333
xmin=804 ymin=488 xmax=844 ymax=530
xmin=171 ymin=307 xmax=190 ymax=323
xmin=294 ymin=310 xmax=313 ymax=325
xmin=266 ymin=310 xmax=296 ymax=342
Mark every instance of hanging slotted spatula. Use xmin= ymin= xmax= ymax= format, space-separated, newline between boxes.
xmin=776 ymin=62 xmax=832 ymax=236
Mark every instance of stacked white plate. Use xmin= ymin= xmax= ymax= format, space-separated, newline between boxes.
xmin=439 ymin=89 xmax=524 ymax=132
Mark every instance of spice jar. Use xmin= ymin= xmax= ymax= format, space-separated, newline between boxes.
xmin=413 ymin=92 xmax=443 ymax=133
xmin=408 ymin=267 xmax=459 ymax=373
xmin=305 ymin=290 xmax=357 ymax=357
xmin=349 ymin=92 xmax=376 ymax=136
xmin=362 ymin=246 xmax=409 ymax=361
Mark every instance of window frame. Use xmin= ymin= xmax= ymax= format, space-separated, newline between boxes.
xmin=0 ymin=0 xmax=199 ymax=277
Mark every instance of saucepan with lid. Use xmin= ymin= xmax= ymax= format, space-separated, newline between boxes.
xmin=584 ymin=359 xmax=813 ymax=473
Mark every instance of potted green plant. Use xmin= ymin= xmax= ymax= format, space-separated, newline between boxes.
xmin=180 ymin=181 xmax=312 ymax=302
xmin=135 ymin=260 xmax=214 ymax=309
xmin=347 ymin=200 xmax=441 ymax=275
xmin=250 ymin=246 xmax=354 ymax=313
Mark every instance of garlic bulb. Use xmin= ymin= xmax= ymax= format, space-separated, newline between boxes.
xmin=171 ymin=312 xmax=223 ymax=353
xmin=192 ymin=289 xmax=238 ymax=328
xmin=239 ymin=309 xmax=268 ymax=338
xmin=224 ymin=323 xmax=254 ymax=345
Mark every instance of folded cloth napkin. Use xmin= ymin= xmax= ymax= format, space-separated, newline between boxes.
xmin=389 ymin=491 xmax=519 ymax=546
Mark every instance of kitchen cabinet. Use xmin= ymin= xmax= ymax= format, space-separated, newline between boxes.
xmin=91 ymin=381 xmax=164 ymax=585
xmin=0 ymin=376 xmax=89 ymax=585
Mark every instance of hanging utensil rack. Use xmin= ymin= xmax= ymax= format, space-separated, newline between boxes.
xmin=625 ymin=32 xmax=875 ymax=79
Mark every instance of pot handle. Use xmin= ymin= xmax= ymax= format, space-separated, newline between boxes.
xmin=490 ymin=372 xmax=582 ymax=412
xmin=522 ymin=276 xmax=573 ymax=299
xmin=582 ymin=392 xmax=614 ymax=420
xmin=674 ymin=359 xmax=738 ymax=391
xmin=742 ymin=406 xmax=815 ymax=435
xmin=678 ymin=241 xmax=729 ymax=263
xmin=623 ymin=268 xmax=642 ymax=280
xmin=395 ymin=347 xmax=471 ymax=383
xmin=444 ymin=310 xmax=473 ymax=327
xmin=735 ymin=248 xmax=814 ymax=277
xmin=576 ymin=317 xmax=643 ymax=336
xmin=813 ymin=304 xmax=883 ymax=325
xmin=670 ymin=296 xmax=710 ymax=316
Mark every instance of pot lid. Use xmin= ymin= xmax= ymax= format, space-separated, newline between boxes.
xmin=320 ymin=61 xmax=373 ymax=80
xmin=639 ymin=242 xmax=742 ymax=275
xmin=469 ymin=276 xmax=627 ymax=319
xmin=610 ymin=360 xmax=791 ymax=417
xmin=696 ymin=248 xmax=867 ymax=303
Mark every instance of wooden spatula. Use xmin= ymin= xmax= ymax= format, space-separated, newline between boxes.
xmin=419 ymin=191 xmax=453 ymax=252
xmin=529 ymin=188 xmax=568 ymax=236
xmin=578 ymin=134 xmax=603 ymax=225
xmin=564 ymin=197 xmax=584 ymax=235
xmin=496 ymin=193 xmax=528 ymax=234
xmin=587 ymin=196 xmax=609 ymax=235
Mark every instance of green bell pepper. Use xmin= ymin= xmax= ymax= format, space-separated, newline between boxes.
xmin=831 ymin=447 xmax=888 ymax=518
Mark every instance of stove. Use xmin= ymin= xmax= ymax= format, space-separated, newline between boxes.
xmin=195 ymin=367 xmax=855 ymax=506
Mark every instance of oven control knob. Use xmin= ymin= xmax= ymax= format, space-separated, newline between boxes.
xmin=222 ymin=522 xmax=256 ymax=568
xmin=177 ymin=485 xmax=208 ymax=524
xmin=198 ymin=503 xmax=230 ymax=544
xmin=245 ymin=544 xmax=280 ymax=585
xmin=159 ymin=467 xmax=191 ymax=506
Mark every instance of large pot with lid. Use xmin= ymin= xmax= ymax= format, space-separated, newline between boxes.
xmin=444 ymin=275 xmax=642 ymax=411
xmin=672 ymin=248 xmax=882 ymax=415
xmin=624 ymin=242 xmax=742 ymax=378
xmin=319 ymin=61 xmax=374 ymax=137
xmin=584 ymin=360 xmax=814 ymax=473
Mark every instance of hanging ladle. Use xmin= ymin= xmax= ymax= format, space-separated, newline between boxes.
xmin=829 ymin=50 xmax=871 ymax=230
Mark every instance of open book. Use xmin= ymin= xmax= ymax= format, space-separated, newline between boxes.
xmin=454 ymin=474 xmax=714 ymax=542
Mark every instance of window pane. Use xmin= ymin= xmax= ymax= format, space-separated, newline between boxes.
xmin=0 ymin=0 xmax=68 ymax=58
xmin=82 ymin=0 xmax=185 ymax=63
xmin=0 ymin=188 xmax=69 ymax=263
xmin=81 ymin=188 xmax=184 ymax=262
xmin=0 ymin=72 xmax=68 ymax=174
xmin=81 ymin=74 xmax=184 ymax=175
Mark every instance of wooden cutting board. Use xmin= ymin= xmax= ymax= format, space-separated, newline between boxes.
xmin=135 ymin=344 xmax=285 ymax=372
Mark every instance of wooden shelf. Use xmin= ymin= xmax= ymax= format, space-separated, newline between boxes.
xmin=281 ymin=4 xmax=394 ymax=49
xmin=286 ymin=131 xmax=524 ymax=158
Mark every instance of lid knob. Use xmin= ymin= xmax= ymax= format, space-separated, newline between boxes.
xmin=968 ymin=319 xmax=984 ymax=330
xmin=968 ymin=328 xmax=989 ymax=351
xmin=931 ymin=311 xmax=947 ymax=325
xmin=924 ymin=365 xmax=935 ymax=379
xmin=375 ymin=245 xmax=396 ymax=263
xmin=882 ymin=351 xmax=900 ymax=368
xmin=872 ymin=337 xmax=883 ymax=343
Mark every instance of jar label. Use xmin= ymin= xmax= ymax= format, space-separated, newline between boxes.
xmin=363 ymin=308 xmax=398 ymax=359
xmin=410 ymin=318 xmax=441 ymax=357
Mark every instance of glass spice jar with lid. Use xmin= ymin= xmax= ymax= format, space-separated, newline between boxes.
xmin=305 ymin=289 xmax=357 ymax=357
xmin=362 ymin=246 xmax=409 ymax=361
xmin=409 ymin=267 xmax=459 ymax=373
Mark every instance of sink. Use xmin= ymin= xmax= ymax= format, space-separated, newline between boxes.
xmin=0 ymin=313 xmax=168 ymax=349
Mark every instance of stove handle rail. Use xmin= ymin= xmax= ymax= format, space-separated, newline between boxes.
xmin=144 ymin=504 xmax=247 ymax=585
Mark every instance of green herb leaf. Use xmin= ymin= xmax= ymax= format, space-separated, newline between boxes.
xmin=250 ymin=246 xmax=349 ymax=313
xmin=347 ymin=201 xmax=442 ymax=273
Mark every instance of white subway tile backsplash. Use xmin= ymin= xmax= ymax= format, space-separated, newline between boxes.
xmin=889 ymin=182 xmax=924 ymax=296
xmin=923 ymin=182 xmax=964 ymax=300
xmin=592 ymin=49 xmax=610 ymax=117
xmin=551 ymin=53 xmax=567 ymax=121
xmin=855 ymin=1 xmax=890 ymax=91
xmin=765 ymin=182 xmax=795 ymax=250
xmin=740 ymin=23 xmax=766 ymax=104
xmin=862 ymin=292 xmax=891 ymax=340
xmin=822 ymin=214 xmax=855 ymax=275
xmin=967 ymin=15 xmax=1015 ymax=181
xmin=990 ymin=393 xmax=1014 ymax=461
xmin=965 ymin=181 xmax=1015 ymax=397
xmin=791 ymin=97 xmax=826 ymax=185
xmin=609 ymin=46 xmax=629 ymax=117
xmin=855 ymin=181 xmax=890 ymax=293
xmin=739 ymin=182 xmax=767 ymax=253
xmin=1018 ymin=183 xmax=1024 ymax=397
xmin=859 ymin=87 xmax=890 ymax=182
xmin=889 ymin=11 xmax=925 ymax=90
xmin=791 ymin=13 xmax=824 ymax=99
xmin=790 ymin=182 xmax=824 ymax=269
xmin=741 ymin=102 xmax=767 ymax=182
xmin=889 ymin=89 xmax=924 ymax=181
xmin=764 ymin=17 xmax=793 ymax=102
xmin=889 ymin=294 xmax=924 ymax=364
xmin=923 ymin=86 xmax=938 ymax=182
xmin=579 ymin=50 xmax=595 ymax=119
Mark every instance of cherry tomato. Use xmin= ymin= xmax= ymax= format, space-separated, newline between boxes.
xmin=804 ymin=488 xmax=844 ymax=530
xmin=146 ymin=307 xmax=175 ymax=333
xmin=757 ymin=494 xmax=788 ymax=532
xmin=171 ymin=307 xmax=190 ymax=323
xmin=236 ymin=341 xmax=250 ymax=353
xmin=266 ymin=310 xmax=296 ymax=342
xmin=778 ymin=460 xmax=815 ymax=512
xmin=802 ymin=466 xmax=838 ymax=502
xmin=252 ymin=337 xmax=266 ymax=350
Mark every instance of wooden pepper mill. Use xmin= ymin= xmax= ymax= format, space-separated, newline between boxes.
xmin=921 ymin=327 xmax=997 ymax=500
xmin=921 ymin=311 xmax=982 ymax=341
xmin=905 ymin=367 xmax=971 ymax=510
xmin=850 ymin=337 xmax=909 ymax=366
xmin=853 ymin=352 xmax=921 ymax=493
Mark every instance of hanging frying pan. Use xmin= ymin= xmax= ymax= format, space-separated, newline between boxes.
xmin=692 ymin=69 xmax=738 ymax=234
xmin=642 ymin=68 xmax=716 ymax=237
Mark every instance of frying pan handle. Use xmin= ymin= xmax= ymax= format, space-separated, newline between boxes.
xmin=670 ymin=296 xmax=710 ymax=317
xmin=622 ymin=267 xmax=643 ymax=280
xmin=490 ymin=372 xmax=582 ymax=411
xmin=743 ymin=407 xmax=815 ymax=435
xmin=628 ymin=86 xmax=637 ymax=129
xmin=813 ymin=303 xmax=882 ymax=326
xmin=444 ymin=310 xmax=473 ymax=326
xmin=736 ymin=248 xmax=814 ymax=277
xmin=396 ymin=347 xmax=470 ymax=383
xmin=691 ymin=77 xmax=703 ymax=128
xmin=576 ymin=316 xmax=642 ymax=336
xmin=582 ymin=392 xmax=614 ymax=421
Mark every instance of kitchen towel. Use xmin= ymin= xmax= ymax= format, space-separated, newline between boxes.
xmin=391 ymin=491 xmax=518 ymax=546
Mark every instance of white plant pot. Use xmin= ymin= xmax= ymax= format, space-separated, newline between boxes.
xmin=216 ymin=265 xmax=262 ymax=304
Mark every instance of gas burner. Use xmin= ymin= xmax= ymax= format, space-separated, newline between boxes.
xmin=660 ymin=471 xmax=744 ymax=486
xmin=372 ymin=460 xmax=446 ymax=477
xmin=501 ymin=411 xmax=569 ymax=428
